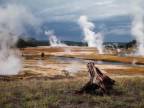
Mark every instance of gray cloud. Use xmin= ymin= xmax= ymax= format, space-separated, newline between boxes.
xmin=33 ymin=0 xmax=143 ymax=21
xmin=0 ymin=0 xmax=143 ymax=42
xmin=1 ymin=0 xmax=144 ymax=22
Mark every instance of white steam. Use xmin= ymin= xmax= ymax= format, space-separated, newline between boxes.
xmin=64 ymin=61 xmax=82 ymax=76
xmin=78 ymin=16 xmax=104 ymax=54
xmin=0 ymin=53 xmax=22 ymax=75
xmin=0 ymin=4 xmax=40 ymax=75
xmin=131 ymin=0 xmax=144 ymax=56
xmin=45 ymin=30 xmax=67 ymax=47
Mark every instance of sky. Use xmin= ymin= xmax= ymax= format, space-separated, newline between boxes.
xmin=0 ymin=0 xmax=144 ymax=42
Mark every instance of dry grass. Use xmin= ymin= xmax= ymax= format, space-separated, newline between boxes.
xmin=63 ymin=54 xmax=144 ymax=64
xmin=0 ymin=77 xmax=144 ymax=108
xmin=105 ymin=67 xmax=144 ymax=75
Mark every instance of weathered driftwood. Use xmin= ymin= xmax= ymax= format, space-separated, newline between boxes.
xmin=76 ymin=62 xmax=115 ymax=95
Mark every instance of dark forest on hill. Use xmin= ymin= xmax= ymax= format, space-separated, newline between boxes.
xmin=16 ymin=38 xmax=136 ymax=49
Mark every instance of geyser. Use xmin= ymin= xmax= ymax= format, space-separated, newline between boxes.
xmin=78 ymin=16 xmax=104 ymax=54
xmin=45 ymin=30 xmax=67 ymax=47
xmin=0 ymin=4 xmax=40 ymax=75
xmin=131 ymin=0 xmax=144 ymax=56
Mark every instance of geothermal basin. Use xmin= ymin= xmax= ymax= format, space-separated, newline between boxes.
xmin=4 ymin=46 xmax=140 ymax=80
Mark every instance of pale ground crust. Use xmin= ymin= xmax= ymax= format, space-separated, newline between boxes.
xmin=17 ymin=46 xmax=144 ymax=79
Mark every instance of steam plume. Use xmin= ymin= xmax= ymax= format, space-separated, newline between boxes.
xmin=78 ymin=16 xmax=104 ymax=54
xmin=64 ymin=61 xmax=81 ymax=76
xmin=45 ymin=30 xmax=67 ymax=47
xmin=131 ymin=0 xmax=144 ymax=56
xmin=0 ymin=4 xmax=40 ymax=75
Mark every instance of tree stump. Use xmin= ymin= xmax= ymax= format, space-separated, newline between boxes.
xmin=75 ymin=62 xmax=115 ymax=95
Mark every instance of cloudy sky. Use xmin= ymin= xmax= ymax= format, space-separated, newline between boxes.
xmin=11 ymin=0 xmax=141 ymax=21
xmin=0 ymin=0 xmax=143 ymax=42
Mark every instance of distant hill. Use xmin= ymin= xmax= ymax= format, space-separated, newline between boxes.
xmin=16 ymin=38 xmax=87 ymax=48
xmin=16 ymin=38 xmax=136 ymax=48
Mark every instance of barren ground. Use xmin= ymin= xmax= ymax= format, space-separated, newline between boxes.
xmin=19 ymin=46 xmax=144 ymax=79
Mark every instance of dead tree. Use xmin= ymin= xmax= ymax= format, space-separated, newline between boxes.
xmin=76 ymin=62 xmax=115 ymax=95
